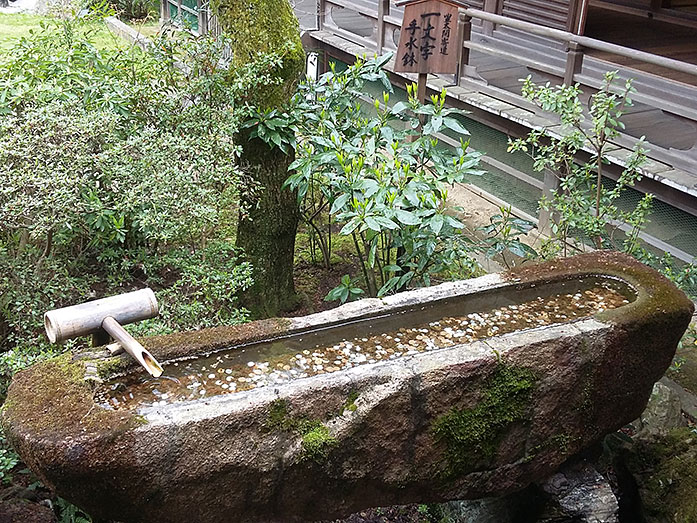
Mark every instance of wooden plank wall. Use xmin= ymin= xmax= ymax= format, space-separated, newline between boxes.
xmin=500 ymin=0 xmax=571 ymax=30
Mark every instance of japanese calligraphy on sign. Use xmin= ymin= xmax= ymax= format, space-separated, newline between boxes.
xmin=394 ymin=0 xmax=460 ymax=74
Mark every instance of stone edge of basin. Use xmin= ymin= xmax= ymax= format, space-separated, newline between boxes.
xmin=102 ymin=250 xmax=695 ymax=368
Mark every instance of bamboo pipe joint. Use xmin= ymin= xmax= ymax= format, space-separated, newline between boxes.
xmin=44 ymin=289 xmax=163 ymax=378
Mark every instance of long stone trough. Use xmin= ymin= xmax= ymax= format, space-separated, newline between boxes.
xmin=2 ymin=252 xmax=694 ymax=522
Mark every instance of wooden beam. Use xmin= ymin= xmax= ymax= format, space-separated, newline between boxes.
xmin=482 ymin=0 xmax=500 ymax=35
xmin=456 ymin=12 xmax=472 ymax=86
xmin=564 ymin=41 xmax=584 ymax=85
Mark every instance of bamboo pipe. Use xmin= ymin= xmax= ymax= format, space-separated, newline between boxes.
xmin=102 ymin=317 xmax=163 ymax=378
xmin=44 ymin=289 xmax=158 ymax=343
xmin=44 ymin=289 xmax=164 ymax=377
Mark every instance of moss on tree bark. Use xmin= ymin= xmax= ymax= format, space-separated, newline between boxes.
xmin=212 ymin=0 xmax=305 ymax=317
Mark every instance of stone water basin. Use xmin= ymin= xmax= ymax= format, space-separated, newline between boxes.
xmin=2 ymin=252 xmax=693 ymax=522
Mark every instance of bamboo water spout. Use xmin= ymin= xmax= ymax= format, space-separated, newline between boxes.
xmin=43 ymin=289 xmax=163 ymax=377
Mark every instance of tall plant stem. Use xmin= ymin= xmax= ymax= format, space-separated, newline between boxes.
xmin=594 ymin=145 xmax=604 ymax=249
xmin=352 ymin=232 xmax=375 ymax=296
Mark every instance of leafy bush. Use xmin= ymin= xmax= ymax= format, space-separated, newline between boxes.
xmin=111 ymin=0 xmax=154 ymax=20
xmin=0 ymin=427 xmax=19 ymax=484
xmin=55 ymin=496 xmax=92 ymax=523
xmin=509 ymin=72 xmax=697 ymax=291
xmin=509 ymin=72 xmax=651 ymax=256
xmin=279 ymin=55 xmax=486 ymax=298
xmin=0 ymin=15 xmax=285 ymax=383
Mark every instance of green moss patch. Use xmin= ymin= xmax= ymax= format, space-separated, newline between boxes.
xmin=95 ymin=355 xmax=132 ymax=380
xmin=343 ymin=390 xmax=359 ymax=413
xmin=301 ymin=424 xmax=337 ymax=462
xmin=2 ymin=353 xmax=142 ymax=439
xmin=521 ymin=433 xmax=578 ymax=464
xmin=432 ymin=363 xmax=537 ymax=478
xmin=265 ymin=399 xmax=295 ymax=431
xmin=264 ymin=399 xmax=338 ymax=463
xmin=625 ymin=427 xmax=697 ymax=522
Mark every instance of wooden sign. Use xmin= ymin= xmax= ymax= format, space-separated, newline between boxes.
xmin=394 ymin=0 xmax=460 ymax=75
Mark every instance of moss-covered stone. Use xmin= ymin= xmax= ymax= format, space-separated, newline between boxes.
xmin=343 ymin=390 xmax=359 ymax=413
xmin=265 ymin=399 xmax=295 ymax=431
xmin=95 ymin=355 xmax=131 ymax=380
xmin=264 ymin=399 xmax=337 ymax=462
xmin=504 ymin=250 xmax=694 ymax=331
xmin=301 ymin=424 xmax=338 ymax=462
xmin=624 ymin=427 xmax=697 ymax=522
xmin=1 ymin=353 xmax=142 ymax=439
xmin=432 ymin=363 xmax=537 ymax=477
xmin=143 ymin=317 xmax=292 ymax=363
xmin=522 ymin=433 xmax=578 ymax=463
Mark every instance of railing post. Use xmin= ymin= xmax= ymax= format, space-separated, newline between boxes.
xmin=318 ymin=0 xmax=325 ymax=31
xmin=376 ymin=0 xmax=390 ymax=55
xmin=198 ymin=0 xmax=208 ymax=35
xmin=563 ymin=41 xmax=584 ymax=85
xmin=455 ymin=12 xmax=471 ymax=86
xmin=482 ymin=0 xmax=499 ymax=36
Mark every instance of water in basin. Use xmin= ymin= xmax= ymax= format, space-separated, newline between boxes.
xmin=97 ymin=276 xmax=634 ymax=410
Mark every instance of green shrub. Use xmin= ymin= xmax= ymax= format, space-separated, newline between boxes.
xmin=0 ymin=427 xmax=19 ymax=484
xmin=111 ymin=0 xmax=154 ymax=20
xmin=509 ymin=73 xmax=697 ymax=292
xmin=0 ymin=16 xmax=286 ymax=386
xmin=280 ymin=56 xmax=486 ymax=298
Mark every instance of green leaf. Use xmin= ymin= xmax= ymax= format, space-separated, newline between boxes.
xmin=395 ymin=209 xmax=420 ymax=225
xmin=373 ymin=216 xmax=398 ymax=229
xmin=330 ymin=193 xmax=350 ymax=214
xmin=368 ymin=241 xmax=377 ymax=267
xmin=362 ymin=179 xmax=380 ymax=198
xmin=445 ymin=215 xmax=464 ymax=229
xmin=340 ymin=218 xmax=361 ymax=236
xmin=443 ymin=117 xmax=470 ymax=135
xmin=430 ymin=115 xmax=443 ymax=134
xmin=414 ymin=105 xmax=435 ymax=115
xmin=391 ymin=101 xmax=409 ymax=114
xmin=429 ymin=214 xmax=444 ymax=234
xmin=366 ymin=136 xmax=376 ymax=157
xmin=365 ymin=216 xmax=382 ymax=232
xmin=378 ymin=276 xmax=400 ymax=297
xmin=374 ymin=52 xmax=394 ymax=69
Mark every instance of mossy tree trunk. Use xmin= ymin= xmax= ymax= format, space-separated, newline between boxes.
xmin=236 ymin=138 xmax=300 ymax=316
xmin=212 ymin=0 xmax=305 ymax=317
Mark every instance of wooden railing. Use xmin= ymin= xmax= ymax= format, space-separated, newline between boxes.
xmin=458 ymin=8 xmax=697 ymax=117
xmin=316 ymin=0 xmax=697 ymax=173
xmin=318 ymin=0 xmax=697 ymax=94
